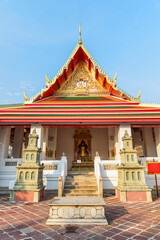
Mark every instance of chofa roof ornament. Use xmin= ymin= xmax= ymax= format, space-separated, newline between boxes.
xmin=23 ymin=91 xmax=28 ymax=102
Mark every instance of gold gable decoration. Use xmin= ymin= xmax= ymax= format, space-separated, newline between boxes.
xmin=56 ymin=61 xmax=108 ymax=96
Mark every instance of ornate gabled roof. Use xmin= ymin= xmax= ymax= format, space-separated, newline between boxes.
xmin=24 ymin=27 xmax=141 ymax=104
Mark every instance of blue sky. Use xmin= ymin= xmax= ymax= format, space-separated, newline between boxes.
xmin=0 ymin=0 xmax=160 ymax=104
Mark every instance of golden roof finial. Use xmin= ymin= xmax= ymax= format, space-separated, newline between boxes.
xmin=113 ymin=72 xmax=117 ymax=84
xmin=23 ymin=91 xmax=28 ymax=102
xmin=137 ymin=89 xmax=141 ymax=100
xmin=78 ymin=23 xmax=82 ymax=44
xmin=45 ymin=73 xmax=50 ymax=87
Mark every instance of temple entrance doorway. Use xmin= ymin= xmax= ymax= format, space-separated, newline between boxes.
xmin=71 ymin=128 xmax=94 ymax=171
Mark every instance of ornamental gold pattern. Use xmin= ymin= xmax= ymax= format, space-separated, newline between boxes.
xmin=57 ymin=61 xmax=108 ymax=95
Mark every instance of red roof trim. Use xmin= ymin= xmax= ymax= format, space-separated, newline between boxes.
xmin=1 ymin=118 xmax=160 ymax=123
xmin=25 ymin=102 xmax=139 ymax=107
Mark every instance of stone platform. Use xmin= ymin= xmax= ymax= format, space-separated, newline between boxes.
xmin=46 ymin=197 xmax=108 ymax=226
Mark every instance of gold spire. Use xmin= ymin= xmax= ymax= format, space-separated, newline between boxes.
xmin=23 ymin=91 xmax=28 ymax=102
xmin=78 ymin=23 xmax=82 ymax=44
xmin=45 ymin=73 xmax=50 ymax=84
xmin=137 ymin=89 xmax=141 ymax=100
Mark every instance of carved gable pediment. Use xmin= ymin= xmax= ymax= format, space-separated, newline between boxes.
xmin=56 ymin=61 xmax=107 ymax=96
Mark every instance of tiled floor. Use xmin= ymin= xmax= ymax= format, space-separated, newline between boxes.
xmin=0 ymin=194 xmax=160 ymax=239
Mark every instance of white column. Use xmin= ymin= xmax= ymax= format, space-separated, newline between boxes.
xmin=42 ymin=127 xmax=48 ymax=160
xmin=31 ymin=124 xmax=43 ymax=148
xmin=0 ymin=127 xmax=11 ymax=166
xmin=154 ymin=127 xmax=160 ymax=157
xmin=31 ymin=124 xmax=44 ymax=160
xmin=116 ymin=124 xmax=131 ymax=162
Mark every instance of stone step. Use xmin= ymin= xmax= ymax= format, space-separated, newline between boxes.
xmin=64 ymin=181 xmax=97 ymax=186
xmin=64 ymin=189 xmax=98 ymax=194
xmin=65 ymin=193 xmax=99 ymax=197
xmin=65 ymin=179 xmax=97 ymax=183
xmin=0 ymin=187 xmax=10 ymax=195
xmin=67 ymin=174 xmax=95 ymax=177
xmin=66 ymin=176 xmax=96 ymax=180
xmin=64 ymin=185 xmax=97 ymax=190
xmin=72 ymin=164 xmax=94 ymax=167
xmin=68 ymin=171 xmax=94 ymax=175
xmin=72 ymin=162 xmax=93 ymax=165
xmin=63 ymin=172 xmax=98 ymax=197
xmin=66 ymin=176 xmax=96 ymax=179
xmin=72 ymin=167 xmax=94 ymax=172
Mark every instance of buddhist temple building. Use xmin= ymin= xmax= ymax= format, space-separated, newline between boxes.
xmin=0 ymin=26 xmax=160 ymax=196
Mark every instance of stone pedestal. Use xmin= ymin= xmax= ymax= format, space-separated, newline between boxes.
xmin=10 ymin=187 xmax=44 ymax=203
xmin=116 ymin=131 xmax=152 ymax=202
xmin=116 ymin=187 xmax=152 ymax=202
xmin=10 ymin=128 xmax=45 ymax=203
xmin=46 ymin=197 xmax=108 ymax=225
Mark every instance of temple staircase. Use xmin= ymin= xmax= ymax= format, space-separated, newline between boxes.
xmin=71 ymin=160 xmax=94 ymax=171
xmin=63 ymin=171 xmax=99 ymax=197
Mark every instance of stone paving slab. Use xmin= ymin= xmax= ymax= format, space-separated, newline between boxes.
xmin=0 ymin=194 xmax=160 ymax=239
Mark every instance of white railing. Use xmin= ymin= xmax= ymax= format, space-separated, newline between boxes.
xmin=101 ymin=160 xmax=120 ymax=165
xmin=94 ymin=153 xmax=103 ymax=197
xmin=58 ymin=153 xmax=67 ymax=197
xmin=3 ymin=158 xmax=22 ymax=167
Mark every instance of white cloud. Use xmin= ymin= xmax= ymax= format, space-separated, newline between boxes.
xmin=7 ymin=92 xmax=13 ymax=96
xmin=19 ymin=81 xmax=32 ymax=86
xmin=19 ymin=85 xmax=25 ymax=89
xmin=7 ymin=92 xmax=21 ymax=96
xmin=29 ymin=88 xmax=36 ymax=92
xmin=0 ymin=87 xmax=3 ymax=90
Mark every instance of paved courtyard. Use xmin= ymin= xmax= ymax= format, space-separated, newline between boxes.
xmin=0 ymin=194 xmax=160 ymax=240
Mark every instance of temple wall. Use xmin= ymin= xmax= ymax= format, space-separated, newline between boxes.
xmin=132 ymin=128 xmax=144 ymax=157
xmin=56 ymin=128 xmax=75 ymax=170
xmin=12 ymin=128 xmax=24 ymax=158
xmin=90 ymin=128 xmax=108 ymax=160
xmin=143 ymin=128 xmax=156 ymax=157
xmin=108 ymin=128 xmax=115 ymax=160
xmin=0 ymin=127 xmax=10 ymax=164
xmin=42 ymin=128 xmax=48 ymax=160
xmin=47 ymin=128 xmax=57 ymax=159
xmin=0 ymin=128 xmax=7 ymax=165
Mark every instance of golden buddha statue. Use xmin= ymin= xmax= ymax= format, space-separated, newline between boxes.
xmin=81 ymin=142 xmax=86 ymax=160
xmin=78 ymin=140 xmax=88 ymax=162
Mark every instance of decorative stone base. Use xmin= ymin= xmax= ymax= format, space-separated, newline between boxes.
xmin=116 ymin=188 xmax=152 ymax=202
xmin=10 ymin=187 xmax=45 ymax=203
xmin=46 ymin=218 xmax=107 ymax=225
xmin=46 ymin=197 xmax=108 ymax=226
